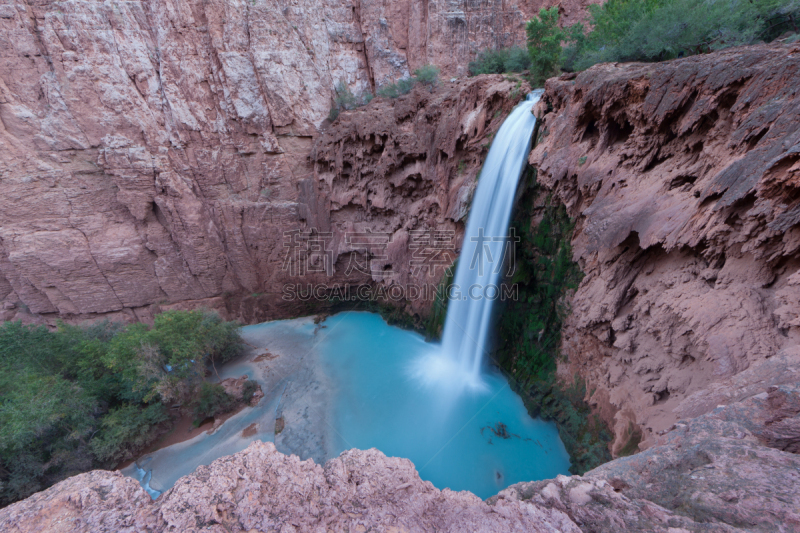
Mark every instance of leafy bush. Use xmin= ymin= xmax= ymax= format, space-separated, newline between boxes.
xmin=333 ymin=80 xmax=358 ymax=111
xmin=0 ymin=310 xmax=244 ymax=505
xmin=413 ymin=64 xmax=440 ymax=87
xmin=91 ymin=403 xmax=168 ymax=463
xmin=242 ymin=379 xmax=259 ymax=404
xmin=375 ymin=64 xmax=441 ymax=99
xmin=192 ymin=382 xmax=236 ymax=422
xmin=329 ymin=81 xmax=375 ymax=121
xmin=468 ymin=46 xmax=531 ymax=76
xmin=566 ymin=0 xmax=800 ymax=71
xmin=378 ymin=76 xmax=416 ymax=98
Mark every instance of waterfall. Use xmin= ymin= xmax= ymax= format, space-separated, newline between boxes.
xmin=437 ymin=90 xmax=544 ymax=388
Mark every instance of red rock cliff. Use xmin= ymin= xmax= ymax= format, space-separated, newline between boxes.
xmin=530 ymin=42 xmax=800 ymax=454
xmin=0 ymin=0 xmax=593 ymax=324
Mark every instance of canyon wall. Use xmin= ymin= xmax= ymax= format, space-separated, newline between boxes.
xmin=0 ymin=0 xmax=595 ymax=326
xmin=530 ymin=42 xmax=800 ymax=454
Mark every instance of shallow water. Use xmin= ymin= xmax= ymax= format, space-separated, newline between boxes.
xmin=320 ymin=312 xmax=570 ymax=499
xmin=121 ymin=317 xmax=321 ymax=495
xmin=123 ymin=312 xmax=570 ymax=500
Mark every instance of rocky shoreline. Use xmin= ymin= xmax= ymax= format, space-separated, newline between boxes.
xmin=2 ymin=382 xmax=797 ymax=532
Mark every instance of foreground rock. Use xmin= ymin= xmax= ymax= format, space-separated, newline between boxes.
xmin=502 ymin=384 xmax=800 ymax=532
xmin=530 ymin=42 xmax=800 ymax=454
xmin=0 ymin=442 xmax=577 ymax=533
xmin=3 ymin=383 xmax=798 ymax=532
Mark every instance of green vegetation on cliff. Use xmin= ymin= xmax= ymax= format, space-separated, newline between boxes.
xmin=473 ymin=0 xmax=799 ymax=86
xmin=564 ymin=0 xmax=800 ymax=70
xmin=0 ymin=310 xmax=244 ymax=506
xmin=526 ymin=0 xmax=800 ymax=76
xmin=494 ymin=171 xmax=612 ymax=474
xmin=468 ymin=47 xmax=531 ymax=76
xmin=329 ymin=65 xmax=441 ymax=121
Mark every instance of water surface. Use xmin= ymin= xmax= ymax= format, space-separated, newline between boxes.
xmin=320 ymin=312 xmax=570 ymax=499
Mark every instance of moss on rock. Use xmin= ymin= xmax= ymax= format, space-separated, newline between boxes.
xmin=493 ymin=169 xmax=612 ymax=474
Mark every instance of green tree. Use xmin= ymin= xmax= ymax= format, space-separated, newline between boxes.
xmin=91 ymin=403 xmax=168 ymax=463
xmin=0 ymin=310 xmax=245 ymax=505
xmin=468 ymin=47 xmax=531 ymax=76
xmin=527 ymin=7 xmax=571 ymax=85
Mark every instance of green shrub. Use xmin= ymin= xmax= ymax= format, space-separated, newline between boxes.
xmin=0 ymin=310 xmax=244 ymax=505
xmin=566 ymin=0 xmax=800 ymax=71
xmin=413 ymin=64 xmax=440 ymax=87
xmin=333 ymin=80 xmax=357 ymax=111
xmin=328 ymin=106 xmax=339 ymax=121
xmin=91 ymin=403 xmax=168 ymax=463
xmin=377 ymin=77 xmax=415 ymax=98
xmin=376 ymin=64 xmax=441 ymax=99
xmin=469 ymin=48 xmax=507 ymax=75
xmin=396 ymin=77 xmax=416 ymax=94
xmin=468 ymin=46 xmax=531 ymax=75
xmin=328 ymin=81 xmax=374 ymax=121
xmin=242 ymin=379 xmax=259 ymax=404
xmin=192 ymin=382 xmax=235 ymax=422
xmin=376 ymin=84 xmax=399 ymax=99
xmin=505 ymin=47 xmax=533 ymax=72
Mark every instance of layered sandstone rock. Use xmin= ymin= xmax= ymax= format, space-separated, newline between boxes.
xmin=530 ymin=42 xmax=800 ymax=453
xmin=2 ymin=383 xmax=797 ymax=532
xmin=0 ymin=0 xmax=596 ymax=326
xmin=0 ymin=8 xmax=525 ymax=327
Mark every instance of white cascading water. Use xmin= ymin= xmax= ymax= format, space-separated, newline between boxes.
xmin=434 ymin=89 xmax=544 ymax=389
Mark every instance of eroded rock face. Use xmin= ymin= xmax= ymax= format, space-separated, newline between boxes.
xmin=309 ymin=78 xmax=533 ymax=317
xmin=0 ymin=0 xmax=598 ymax=326
xmin=0 ymin=2 xmax=526 ymax=326
xmin=3 ymin=384 xmax=798 ymax=532
xmin=530 ymin=42 xmax=800 ymax=453
xmin=501 ymin=384 xmax=800 ymax=533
